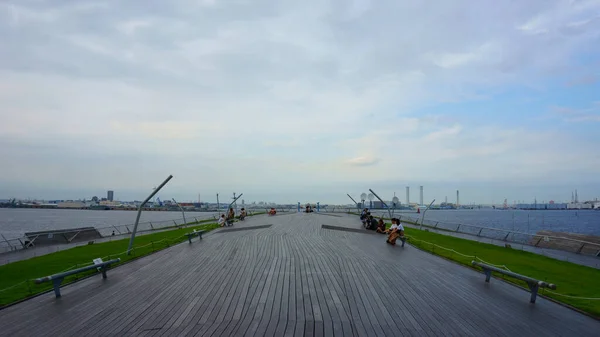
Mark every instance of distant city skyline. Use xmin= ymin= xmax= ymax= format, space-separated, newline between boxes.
xmin=2 ymin=182 xmax=599 ymax=206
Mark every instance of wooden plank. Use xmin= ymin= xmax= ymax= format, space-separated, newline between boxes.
xmin=273 ymin=240 xmax=292 ymax=337
xmin=263 ymin=237 xmax=288 ymax=336
xmin=194 ymin=238 xmax=251 ymax=337
xmin=230 ymin=238 xmax=276 ymax=336
xmin=207 ymin=239 xmax=256 ymax=337
xmin=1 ymin=213 xmax=600 ymax=337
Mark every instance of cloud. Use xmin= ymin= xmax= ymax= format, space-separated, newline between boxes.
xmin=1 ymin=0 xmax=600 ymax=203
xmin=551 ymin=103 xmax=600 ymax=122
xmin=346 ymin=156 xmax=380 ymax=167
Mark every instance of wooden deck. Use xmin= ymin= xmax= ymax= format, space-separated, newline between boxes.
xmin=0 ymin=213 xmax=598 ymax=336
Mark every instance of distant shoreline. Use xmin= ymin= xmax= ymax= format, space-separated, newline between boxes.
xmin=0 ymin=205 xmax=262 ymax=212
xmin=0 ymin=205 xmax=183 ymax=211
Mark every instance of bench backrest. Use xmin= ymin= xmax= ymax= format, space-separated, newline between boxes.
xmin=35 ymin=258 xmax=121 ymax=283
xmin=472 ymin=261 xmax=556 ymax=289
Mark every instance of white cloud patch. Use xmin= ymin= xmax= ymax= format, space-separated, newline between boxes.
xmin=346 ymin=156 xmax=380 ymax=167
xmin=1 ymin=0 xmax=600 ymax=202
xmin=551 ymin=103 xmax=600 ymax=122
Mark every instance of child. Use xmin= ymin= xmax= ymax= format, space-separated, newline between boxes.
xmin=218 ymin=214 xmax=226 ymax=227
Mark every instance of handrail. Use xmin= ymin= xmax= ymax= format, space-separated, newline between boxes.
xmin=407 ymin=217 xmax=600 ymax=248
xmin=374 ymin=211 xmax=600 ymax=248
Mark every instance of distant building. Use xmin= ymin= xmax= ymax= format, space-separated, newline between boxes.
xmin=107 ymin=190 xmax=114 ymax=201
xmin=516 ymin=203 xmax=567 ymax=210
xmin=57 ymin=201 xmax=86 ymax=209
xmin=567 ymin=203 xmax=592 ymax=210
xmin=372 ymin=201 xmax=392 ymax=209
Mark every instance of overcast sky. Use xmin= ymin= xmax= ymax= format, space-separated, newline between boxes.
xmin=1 ymin=0 xmax=600 ymax=204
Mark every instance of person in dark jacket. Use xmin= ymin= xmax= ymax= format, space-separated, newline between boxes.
xmin=367 ymin=215 xmax=378 ymax=230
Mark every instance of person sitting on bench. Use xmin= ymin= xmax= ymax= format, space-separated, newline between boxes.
xmin=386 ymin=218 xmax=405 ymax=245
xmin=239 ymin=208 xmax=247 ymax=221
xmin=376 ymin=218 xmax=386 ymax=233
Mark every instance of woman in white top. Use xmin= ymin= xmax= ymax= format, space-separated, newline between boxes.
xmin=386 ymin=218 xmax=405 ymax=245
xmin=384 ymin=222 xmax=398 ymax=234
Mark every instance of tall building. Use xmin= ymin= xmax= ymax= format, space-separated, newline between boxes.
xmin=419 ymin=186 xmax=424 ymax=205
xmin=406 ymin=186 xmax=410 ymax=206
xmin=107 ymin=190 xmax=114 ymax=201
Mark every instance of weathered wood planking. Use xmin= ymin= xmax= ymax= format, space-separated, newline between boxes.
xmin=0 ymin=212 xmax=598 ymax=337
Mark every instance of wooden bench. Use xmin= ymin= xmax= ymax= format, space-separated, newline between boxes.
xmin=471 ymin=261 xmax=556 ymax=303
xmin=35 ymin=258 xmax=121 ymax=298
xmin=185 ymin=230 xmax=206 ymax=243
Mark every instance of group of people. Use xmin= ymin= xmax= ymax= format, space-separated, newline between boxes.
xmin=360 ymin=209 xmax=405 ymax=245
xmin=218 ymin=207 xmax=247 ymax=227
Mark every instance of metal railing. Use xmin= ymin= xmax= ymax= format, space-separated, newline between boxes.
xmin=0 ymin=210 xmax=262 ymax=255
xmin=371 ymin=212 xmax=600 ymax=257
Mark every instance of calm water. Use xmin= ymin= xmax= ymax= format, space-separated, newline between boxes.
xmin=396 ymin=209 xmax=600 ymax=236
xmin=1 ymin=208 xmax=599 ymax=240
xmin=0 ymin=208 xmax=217 ymax=239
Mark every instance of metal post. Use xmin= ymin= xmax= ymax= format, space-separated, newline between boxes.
xmin=419 ymin=199 xmax=436 ymax=230
xmin=317 ymin=202 xmax=320 ymax=212
xmin=172 ymin=198 xmax=186 ymax=224
xmin=1 ymin=234 xmax=13 ymax=249
xmin=369 ymin=189 xmax=392 ymax=219
xmin=217 ymin=194 xmax=220 ymax=214
xmin=127 ymin=175 xmax=173 ymax=255
xmin=298 ymin=202 xmax=300 ymax=213
xmin=227 ymin=193 xmax=243 ymax=210
xmin=347 ymin=194 xmax=358 ymax=208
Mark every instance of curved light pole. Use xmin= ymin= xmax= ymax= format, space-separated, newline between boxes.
xmin=127 ymin=175 xmax=173 ymax=255
xmin=369 ymin=189 xmax=392 ymax=219
xmin=172 ymin=198 xmax=186 ymax=224
xmin=347 ymin=194 xmax=359 ymax=210
xmin=419 ymin=199 xmax=436 ymax=230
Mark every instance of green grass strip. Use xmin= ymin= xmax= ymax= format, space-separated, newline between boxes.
xmin=0 ymin=211 xmax=268 ymax=307
xmin=357 ymin=212 xmax=600 ymax=317
xmin=0 ymin=221 xmax=220 ymax=307
xmin=401 ymin=226 xmax=600 ymax=318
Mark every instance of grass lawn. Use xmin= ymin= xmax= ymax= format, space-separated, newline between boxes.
xmin=400 ymin=226 xmax=600 ymax=318
xmin=0 ymin=221 xmax=220 ymax=307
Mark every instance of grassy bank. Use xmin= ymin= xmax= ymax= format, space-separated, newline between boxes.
xmin=401 ymin=226 xmax=600 ymax=318
xmin=0 ymin=222 xmax=220 ymax=307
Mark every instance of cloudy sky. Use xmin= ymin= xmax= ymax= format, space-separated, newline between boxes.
xmin=1 ymin=0 xmax=600 ymax=204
